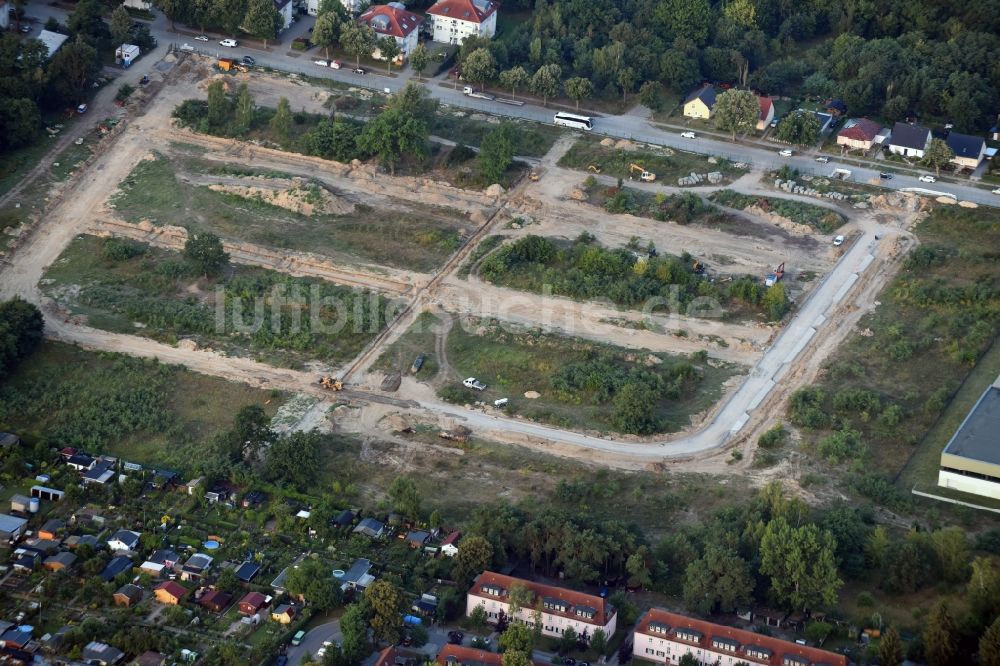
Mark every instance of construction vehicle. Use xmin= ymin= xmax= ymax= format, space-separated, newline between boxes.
xmin=628 ymin=163 xmax=656 ymax=182
xmin=462 ymin=85 xmax=495 ymax=101
xmin=529 ymin=170 xmax=540 ymax=182
xmin=693 ymin=260 xmax=706 ymax=274
xmin=218 ymin=57 xmax=248 ymax=73
xmin=765 ymin=262 xmax=785 ymax=287
xmin=587 ymin=163 xmax=602 ymax=174
xmin=318 ymin=375 xmax=343 ymax=391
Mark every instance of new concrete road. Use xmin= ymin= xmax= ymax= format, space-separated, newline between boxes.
xmin=21 ymin=3 xmax=998 ymax=208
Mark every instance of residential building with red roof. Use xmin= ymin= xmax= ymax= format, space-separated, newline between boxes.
xmin=437 ymin=644 xmax=549 ymax=666
xmin=359 ymin=3 xmax=423 ymax=59
xmin=756 ymin=95 xmax=774 ymax=130
xmin=238 ymin=591 xmax=268 ymax=616
xmin=440 ymin=531 xmax=461 ymax=557
xmin=836 ymin=118 xmax=884 ymax=152
xmin=427 ymin=0 xmax=498 ymax=45
xmin=466 ymin=572 xmax=616 ymax=641
xmin=633 ymin=608 xmax=847 ymax=666
xmin=153 ymin=581 xmax=188 ymax=605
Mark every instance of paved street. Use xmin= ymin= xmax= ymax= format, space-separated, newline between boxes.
xmin=286 ymin=620 xmax=342 ymax=665
xmin=20 ymin=2 xmax=999 ymax=209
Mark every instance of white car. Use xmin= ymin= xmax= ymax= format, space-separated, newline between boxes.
xmin=992 ymin=188 xmax=1000 ymax=195
xmin=330 ymin=60 xmax=341 ymax=69
xmin=680 ymin=131 xmax=696 ymax=139
xmin=313 ymin=59 xmax=329 ymax=67
xmin=815 ymin=156 xmax=830 ymax=163
xmin=462 ymin=377 xmax=487 ymax=391
xmin=76 ymin=103 xmax=88 ymax=114
xmin=833 ymin=235 xmax=845 ymax=246
xmin=219 ymin=38 xmax=238 ymax=47
xmin=779 ymin=149 xmax=793 ymax=157
xmin=194 ymin=34 xmax=209 ymax=41
xmin=919 ymin=175 xmax=936 ymax=183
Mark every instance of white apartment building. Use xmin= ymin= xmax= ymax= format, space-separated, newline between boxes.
xmin=358 ymin=3 xmax=422 ymax=59
xmin=634 ymin=608 xmax=847 ymax=666
xmin=427 ymin=0 xmax=497 ymax=45
xmin=465 ymin=572 xmax=616 ymax=641
xmin=307 ymin=0 xmax=365 ymax=17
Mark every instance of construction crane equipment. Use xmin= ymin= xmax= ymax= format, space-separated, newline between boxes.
xmin=587 ymin=163 xmax=602 ymax=174
xmin=529 ymin=170 xmax=540 ymax=181
xmin=765 ymin=262 xmax=785 ymax=287
xmin=628 ymin=163 xmax=656 ymax=182
xmin=318 ymin=376 xmax=343 ymax=391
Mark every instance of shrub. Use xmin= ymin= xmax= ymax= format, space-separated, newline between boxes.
xmin=818 ymin=428 xmax=866 ymax=463
xmin=758 ymin=423 xmax=787 ymax=449
xmin=856 ymin=591 xmax=875 ymax=607
xmin=446 ymin=143 xmax=476 ymax=165
xmin=789 ymin=386 xmax=832 ymax=429
xmin=102 ymin=237 xmax=146 ymax=262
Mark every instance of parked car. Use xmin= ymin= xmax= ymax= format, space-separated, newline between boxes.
xmin=563 ymin=659 xmax=576 ymax=666
xmin=680 ymin=131 xmax=696 ymax=139
xmin=219 ymin=38 xmax=238 ymax=47
xmin=330 ymin=60 xmax=342 ymax=69
xmin=194 ymin=34 xmax=209 ymax=41
xmin=313 ymin=59 xmax=329 ymax=67
xmin=76 ymin=103 xmax=88 ymax=114
xmin=352 ymin=67 xmax=365 ymax=75
xmin=779 ymin=148 xmax=793 ymax=157
xmin=19 ymin=24 xmax=31 ymax=33
xmin=992 ymin=188 xmax=1000 ymax=195
xmin=274 ymin=657 xmax=288 ymax=666
xmin=770 ymin=118 xmax=779 ymax=128
xmin=448 ymin=632 xmax=464 ymax=645
xmin=833 ymin=235 xmax=845 ymax=246
xmin=241 ymin=55 xmax=255 ymax=66
xmin=815 ymin=156 xmax=830 ymax=163
xmin=879 ymin=172 xmax=893 ymax=179
xmin=919 ymin=175 xmax=936 ymax=183
xmin=463 ymin=377 xmax=487 ymax=391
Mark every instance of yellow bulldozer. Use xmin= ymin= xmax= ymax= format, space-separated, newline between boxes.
xmin=318 ymin=376 xmax=343 ymax=391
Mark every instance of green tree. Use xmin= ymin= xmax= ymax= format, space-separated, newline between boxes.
xmin=340 ymin=22 xmax=376 ymax=68
xmin=244 ymin=0 xmax=282 ymax=48
xmin=154 ymin=0 xmax=183 ymax=30
xmin=270 ymin=96 xmax=292 ymax=143
xmin=365 ymin=580 xmax=404 ymax=646
xmin=499 ymin=66 xmax=530 ymax=101
xmin=760 ymin=517 xmax=842 ymax=610
xmin=0 ymin=297 xmax=44 ymax=380
xmin=340 ymin=603 xmax=369 ymax=663
xmin=678 ymin=656 xmax=699 ymax=666
xmin=0 ymin=98 xmax=42 ymax=151
xmin=356 ymin=107 xmax=427 ymax=175
xmin=616 ymin=67 xmax=638 ymax=103
xmin=214 ymin=0 xmax=250 ymax=36
xmin=626 ymin=546 xmax=653 ymax=589
xmin=206 ymin=79 xmax=230 ymax=129
xmin=499 ymin=624 xmax=533 ymax=654
xmin=468 ymin=603 xmax=488 ymax=630
xmin=110 ymin=5 xmax=132 ymax=48
xmin=774 ymin=110 xmax=822 ymax=146
xmin=453 ymin=535 xmax=493 ymax=587
xmin=931 ymin=527 xmax=970 ymax=584
xmin=184 ymin=231 xmax=229 ymax=276
xmin=264 ymin=431 xmax=323 ymax=490
xmin=804 ymin=621 xmax=832 ymax=645
xmin=590 ymin=628 xmax=607 ymax=655
xmin=923 ymin=601 xmax=957 ymax=666
xmin=713 ymin=88 xmax=759 ymax=141
xmin=638 ymin=81 xmax=664 ymax=111
xmin=377 ymin=36 xmax=399 ymax=76
xmin=531 ymin=64 xmax=561 ymax=107
xmin=564 ymin=77 xmax=594 ymax=111
xmin=303 ymin=119 xmax=360 ymax=162
xmin=981 ymin=616 xmax=1000 ymax=666
xmin=653 ymin=0 xmax=711 ymax=44
xmin=559 ymin=626 xmax=577 ymax=653
xmin=724 ymin=0 xmax=756 ymax=28
xmin=47 ymin=36 xmax=99 ymax=105
xmin=409 ymin=43 xmax=429 ymax=80
xmin=311 ymin=12 xmax=341 ymax=60
xmin=878 ymin=626 xmax=904 ymax=666
xmin=388 ymin=476 xmax=422 ymax=520
xmin=922 ymin=138 xmax=954 ymax=177
xmin=479 ymin=123 xmax=515 ymax=184
xmin=462 ymin=48 xmax=497 ymax=90
xmin=501 ymin=652 xmax=532 ymax=666
xmin=216 ymin=566 xmax=239 ymax=593
xmin=612 ymin=382 xmax=659 ymax=435
xmin=506 ymin=583 xmax=532 ymax=618
xmin=285 ymin=558 xmax=342 ymax=610
xmin=234 ymin=83 xmax=254 ymax=135
xmin=762 ymin=283 xmax=790 ymax=321
xmin=682 ymin=545 xmax=753 ymax=614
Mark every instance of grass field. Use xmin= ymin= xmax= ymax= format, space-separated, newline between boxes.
xmin=709 ymin=189 xmax=846 ymax=232
xmin=0 ymin=341 xmax=279 ymax=467
xmin=373 ymin=311 xmax=441 ymax=381
xmin=558 ymin=137 xmax=742 ymax=183
xmin=108 ymin=152 xmax=467 ymax=272
xmin=438 ymin=318 xmax=736 ymax=434
xmin=786 ymin=205 xmax=1000 ymax=502
xmin=428 ymin=111 xmax=561 ymax=158
xmin=42 ymin=235 xmax=390 ymax=367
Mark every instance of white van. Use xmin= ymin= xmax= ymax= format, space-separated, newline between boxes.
xmin=779 ymin=148 xmax=793 ymax=157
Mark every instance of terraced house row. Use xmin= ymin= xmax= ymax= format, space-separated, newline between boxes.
xmin=465 ymin=573 xmax=846 ymax=666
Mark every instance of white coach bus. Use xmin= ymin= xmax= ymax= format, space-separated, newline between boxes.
xmin=553 ymin=112 xmax=593 ymax=130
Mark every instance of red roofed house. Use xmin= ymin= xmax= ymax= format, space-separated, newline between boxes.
xmin=199 ymin=589 xmax=233 ymax=613
xmin=633 ymin=608 xmax=847 ymax=666
xmin=837 ymin=118 xmax=884 ymax=152
xmin=756 ymin=96 xmax=774 ymax=131
xmin=440 ymin=531 xmax=461 ymax=557
xmin=438 ymin=644 xmax=549 ymax=666
xmin=359 ymin=3 xmax=423 ymax=60
xmin=427 ymin=0 xmax=498 ymax=45
xmin=153 ymin=581 xmax=188 ymax=605
xmin=239 ymin=591 xmax=268 ymax=616
xmin=466 ymin=572 xmax=616 ymax=641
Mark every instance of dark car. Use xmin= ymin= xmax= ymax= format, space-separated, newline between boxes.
xmin=242 ymin=55 xmax=256 ymax=66
xmin=563 ymin=659 xmax=576 ymax=666
xmin=879 ymin=172 xmax=893 ymax=179
xmin=274 ymin=657 xmax=288 ymax=666
xmin=448 ymin=631 xmax=464 ymax=644
xmin=19 ymin=24 xmax=32 ymax=33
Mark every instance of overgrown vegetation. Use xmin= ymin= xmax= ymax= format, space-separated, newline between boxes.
xmin=788 ymin=205 xmax=1000 ymax=496
xmin=41 ymin=235 xmax=390 ymax=367
xmin=478 ymin=234 xmax=790 ymax=321
xmin=439 ymin=319 xmax=733 ymax=435
xmin=558 ymin=138 xmax=738 ymax=184
xmin=582 ymin=182 xmax=729 ymax=226
xmin=709 ymin=189 xmax=846 ymax=233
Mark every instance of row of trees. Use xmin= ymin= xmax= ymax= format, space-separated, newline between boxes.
xmin=0 ymin=298 xmax=43 ymax=380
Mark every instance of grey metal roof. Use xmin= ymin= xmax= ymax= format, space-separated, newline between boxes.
xmin=943 ymin=380 xmax=1000 ymax=466
xmin=0 ymin=513 xmax=28 ymax=534
xmin=684 ymin=84 xmax=716 ymax=108
xmin=889 ymin=122 xmax=930 ymax=149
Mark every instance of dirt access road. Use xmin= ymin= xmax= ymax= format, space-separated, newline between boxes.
xmin=0 ymin=55 xmax=918 ymax=469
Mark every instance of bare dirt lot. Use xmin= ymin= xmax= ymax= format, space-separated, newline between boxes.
xmin=0 ymin=53 xmax=925 ymax=475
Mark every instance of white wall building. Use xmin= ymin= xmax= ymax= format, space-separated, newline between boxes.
xmin=358 ymin=3 xmax=422 ymax=59
xmin=427 ymin=0 xmax=497 ymax=45
xmin=275 ymin=0 xmax=294 ymax=30
xmin=938 ymin=376 xmax=1000 ymax=501
xmin=634 ymin=608 xmax=847 ymax=666
xmin=465 ymin=572 xmax=616 ymax=642
xmin=308 ymin=0 xmax=364 ymax=16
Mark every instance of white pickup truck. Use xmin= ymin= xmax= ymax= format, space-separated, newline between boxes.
xmin=463 ymin=377 xmax=487 ymax=391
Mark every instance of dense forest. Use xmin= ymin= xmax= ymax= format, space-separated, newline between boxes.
xmin=451 ymin=0 xmax=1000 ymax=130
